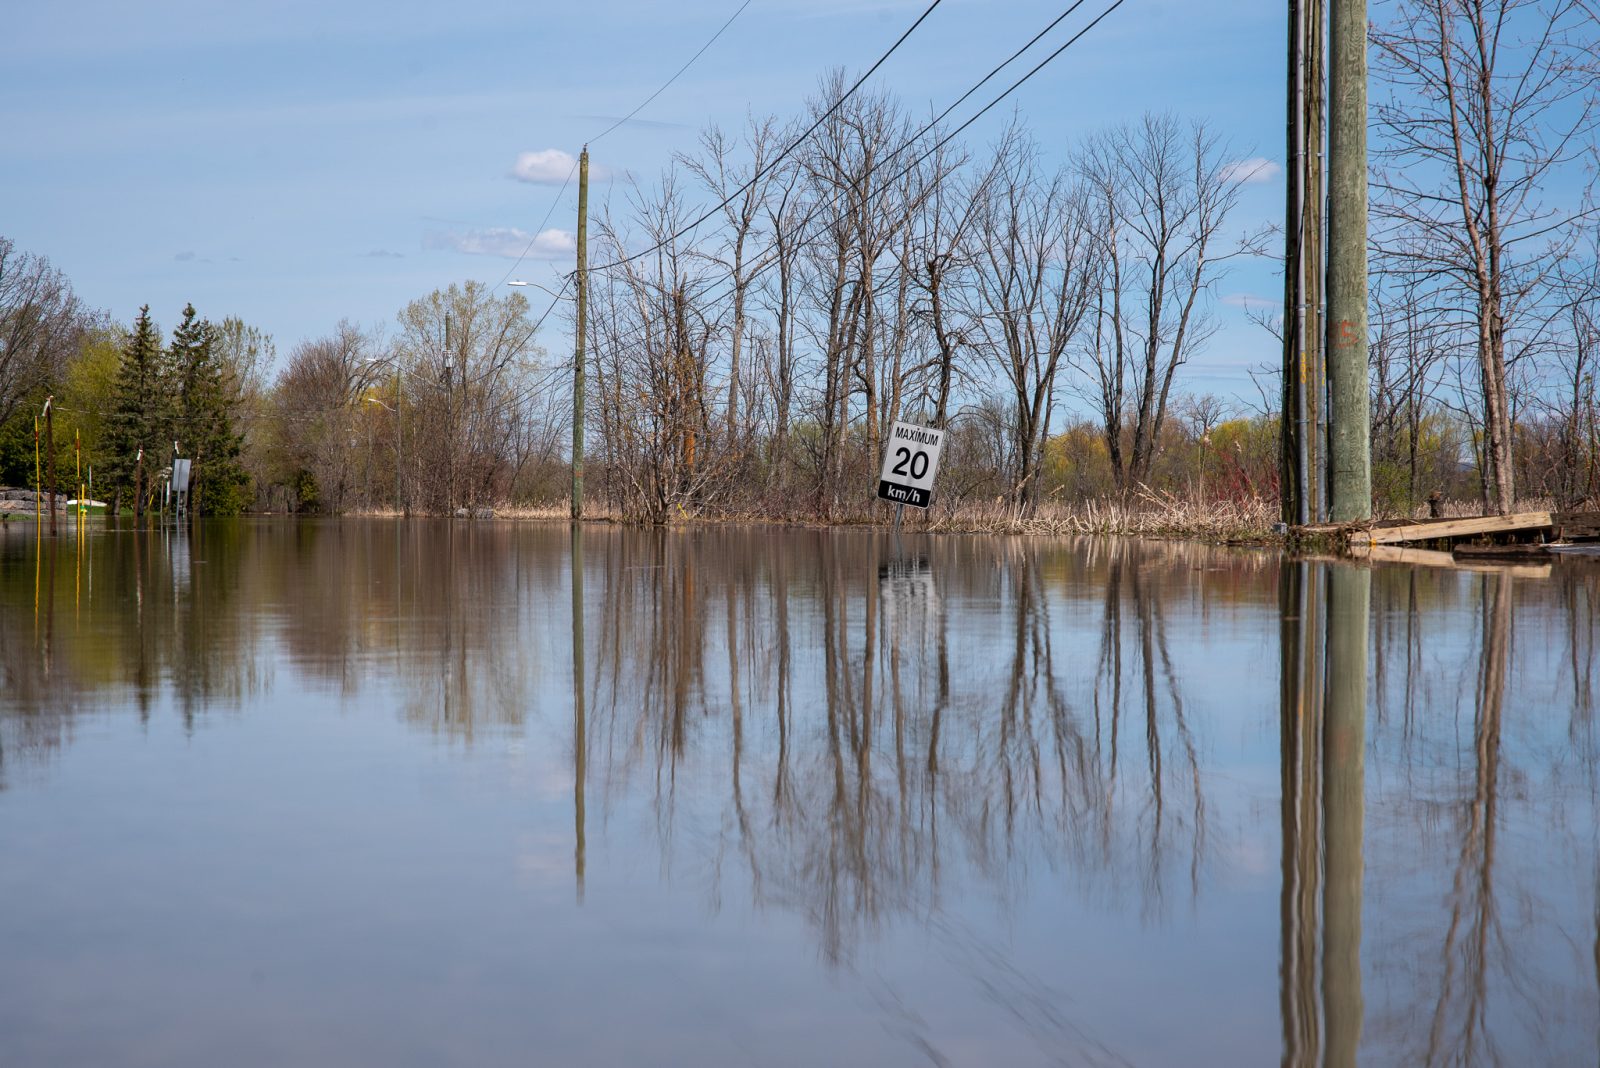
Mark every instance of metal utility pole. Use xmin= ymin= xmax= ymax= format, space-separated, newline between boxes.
xmin=1326 ymin=0 xmax=1371 ymax=521
xmin=572 ymin=146 xmax=589 ymax=522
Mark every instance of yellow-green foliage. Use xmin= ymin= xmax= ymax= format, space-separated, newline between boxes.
xmin=1041 ymin=422 xmax=1113 ymax=499
xmin=59 ymin=329 xmax=123 ymax=470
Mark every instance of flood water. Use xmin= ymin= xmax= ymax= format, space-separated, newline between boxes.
xmin=0 ymin=520 xmax=1595 ymax=1066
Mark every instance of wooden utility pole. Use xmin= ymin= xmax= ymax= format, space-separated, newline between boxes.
xmin=1327 ymin=0 xmax=1371 ymax=521
xmin=44 ymin=397 xmax=57 ymax=536
xmin=1283 ymin=0 xmax=1325 ymax=526
xmin=572 ymin=147 xmax=589 ymax=522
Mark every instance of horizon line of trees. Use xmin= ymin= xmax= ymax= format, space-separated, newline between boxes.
xmin=1 ymin=0 xmax=1596 ymax=522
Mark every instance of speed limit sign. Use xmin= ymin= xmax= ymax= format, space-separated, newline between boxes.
xmin=877 ymin=421 xmax=944 ymax=508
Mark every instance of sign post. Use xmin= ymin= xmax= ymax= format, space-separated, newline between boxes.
xmin=877 ymin=421 xmax=944 ymax=515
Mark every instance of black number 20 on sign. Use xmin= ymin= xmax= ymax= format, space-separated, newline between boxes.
xmin=889 ymin=447 xmax=930 ymax=481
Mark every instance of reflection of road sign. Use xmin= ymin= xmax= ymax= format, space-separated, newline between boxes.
xmin=876 ymin=421 xmax=944 ymax=508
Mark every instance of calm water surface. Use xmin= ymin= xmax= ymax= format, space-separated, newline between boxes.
xmin=0 ymin=521 xmax=1595 ymax=1066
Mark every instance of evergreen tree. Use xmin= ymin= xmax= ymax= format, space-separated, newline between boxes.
xmin=168 ymin=304 xmax=248 ymax=516
xmin=102 ymin=306 xmax=166 ymax=514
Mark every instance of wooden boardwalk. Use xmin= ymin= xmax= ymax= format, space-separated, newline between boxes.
xmin=1295 ymin=510 xmax=1600 ymax=568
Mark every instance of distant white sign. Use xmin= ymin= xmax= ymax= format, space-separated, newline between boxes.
xmin=876 ymin=421 xmax=944 ymax=509
xmin=171 ymin=458 xmax=192 ymax=492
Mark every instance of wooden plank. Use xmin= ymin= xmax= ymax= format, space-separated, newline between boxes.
xmin=1350 ymin=511 xmax=1553 ymax=545
xmin=1356 ymin=543 xmax=1551 ymax=578
xmin=1357 ymin=544 xmax=1456 ymax=566
xmin=1456 ymin=560 xmax=1552 ymax=579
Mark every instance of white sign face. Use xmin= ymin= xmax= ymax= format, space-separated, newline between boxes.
xmin=877 ymin=421 xmax=944 ymax=508
xmin=171 ymin=458 xmax=192 ymax=492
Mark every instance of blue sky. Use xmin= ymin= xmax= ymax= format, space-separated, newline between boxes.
xmin=4 ymin=0 xmax=1287 ymax=407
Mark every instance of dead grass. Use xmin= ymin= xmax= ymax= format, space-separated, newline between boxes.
xmin=347 ymin=491 xmax=1282 ymax=542
xmin=925 ymin=491 xmax=1279 ymax=541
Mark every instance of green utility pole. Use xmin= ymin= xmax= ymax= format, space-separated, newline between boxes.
xmin=572 ymin=146 xmax=589 ymax=522
xmin=1326 ymin=0 xmax=1371 ymax=521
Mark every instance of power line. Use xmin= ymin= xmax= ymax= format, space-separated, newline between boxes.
xmin=587 ymin=0 xmax=950 ymax=274
xmin=722 ymin=0 xmax=1122 ymax=300
xmin=496 ymin=0 xmax=760 ymax=288
xmin=591 ymin=0 xmax=758 ymax=145
xmin=604 ymin=0 xmax=1130 ymax=317
xmin=529 ymin=276 xmax=574 ymax=335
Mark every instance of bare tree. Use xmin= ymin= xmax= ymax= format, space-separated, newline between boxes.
xmin=0 ymin=237 xmax=90 ymax=426
xmin=1372 ymin=0 xmax=1600 ymax=512
xmin=270 ymin=320 xmax=381 ymax=512
xmin=1077 ymin=114 xmax=1258 ymax=492
xmin=1370 ymin=269 xmax=1456 ymax=507
xmin=964 ymin=125 xmax=1096 ymax=509
xmin=681 ymin=116 xmax=784 ymax=458
xmin=795 ymin=74 xmax=924 ymax=514
xmin=591 ymin=170 xmax=727 ymax=522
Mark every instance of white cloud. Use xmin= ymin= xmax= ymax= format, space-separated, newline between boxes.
xmin=424 ymin=227 xmax=575 ymax=260
xmin=510 ymin=148 xmax=612 ymax=184
xmin=1220 ymin=157 xmax=1281 ymax=184
xmin=510 ymin=149 xmax=576 ymax=184
xmin=1222 ymin=292 xmax=1276 ymax=310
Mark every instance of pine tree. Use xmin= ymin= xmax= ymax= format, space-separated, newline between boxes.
xmin=168 ymin=304 xmax=248 ymax=516
xmin=102 ymin=306 xmax=167 ymax=515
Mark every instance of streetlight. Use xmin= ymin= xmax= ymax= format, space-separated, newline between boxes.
xmin=509 ymin=279 xmax=564 ymax=299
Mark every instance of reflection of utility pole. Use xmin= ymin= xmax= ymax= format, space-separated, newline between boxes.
xmin=1323 ymin=563 xmax=1368 ymax=1067
xmin=573 ymin=146 xmax=589 ymax=522
xmin=1280 ymin=561 xmax=1367 ymax=1066
xmin=571 ymin=524 xmax=586 ymax=902
xmin=1279 ymin=561 xmax=1323 ymax=1067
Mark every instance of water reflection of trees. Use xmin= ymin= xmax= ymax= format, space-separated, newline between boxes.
xmin=0 ymin=525 xmax=266 ymax=772
xmin=0 ymin=521 xmax=570 ymax=783
xmin=580 ymin=531 xmax=1230 ymax=963
xmin=1286 ymin=559 xmax=1600 ymax=1066
xmin=7 ymin=521 xmax=1597 ymax=1061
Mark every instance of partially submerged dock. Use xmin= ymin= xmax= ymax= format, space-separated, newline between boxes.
xmin=1295 ymin=510 xmax=1600 ymax=566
